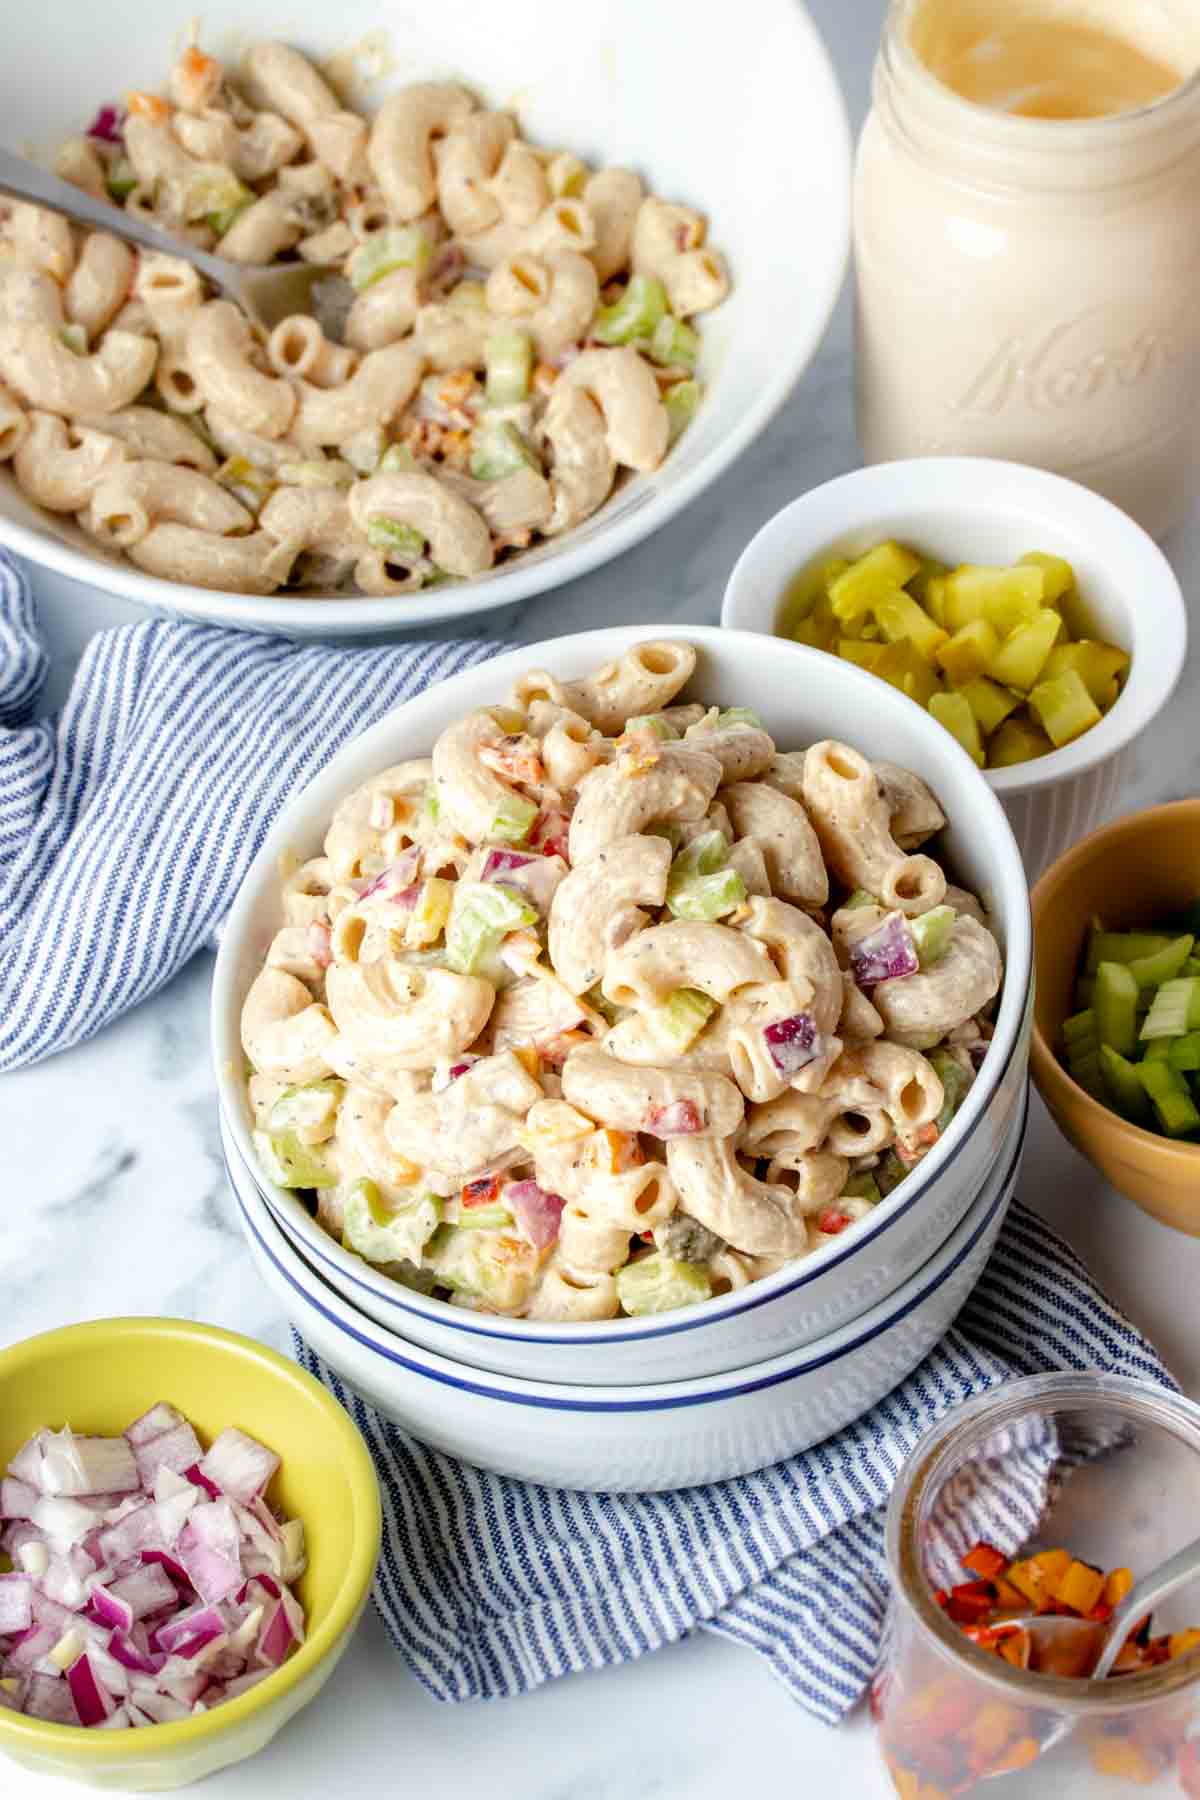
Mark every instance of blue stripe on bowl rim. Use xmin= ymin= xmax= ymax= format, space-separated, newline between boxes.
xmin=224 ymin=1090 xmax=1027 ymax=1415
xmin=227 ymin=996 xmax=1029 ymax=1348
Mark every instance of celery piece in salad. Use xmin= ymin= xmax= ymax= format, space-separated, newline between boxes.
xmin=366 ymin=517 xmax=426 ymax=559
xmin=910 ymin=906 xmax=955 ymax=969
xmin=664 ymin=379 xmax=700 ymax=445
xmin=593 ymin=274 xmax=667 ymax=346
xmin=406 ymin=876 xmax=453 ymax=949
xmin=625 ymin=713 xmax=680 ymax=740
xmin=1140 ymin=977 xmax=1200 ymax=1041
xmin=665 ymin=830 xmax=747 ymax=921
xmin=59 ymin=323 xmax=88 ymax=356
xmin=454 ymin=1201 xmax=514 ymax=1231
xmin=927 ymin=1049 xmax=972 ymax=1134
xmin=715 ymin=707 xmax=764 ymax=730
xmin=469 ymin=418 xmax=536 ymax=482
xmin=488 ymin=792 xmax=539 ymax=846
xmin=426 ymin=1224 xmax=534 ymax=1309
xmin=445 ymin=881 xmax=538 ymax=974
xmin=484 ymin=328 xmax=533 ymax=407
xmin=186 ymin=165 xmax=251 ymax=225
xmin=647 ymin=313 xmax=699 ymax=372
xmin=421 ymin=782 xmax=440 ymax=826
xmin=346 ymin=226 xmax=432 ymax=292
xmin=648 ymin=988 xmax=718 ymax=1053
xmin=1093 ymin=961 xmax=1139 ymax=1055
xmin=216 ymin=456 xmax=275 ymax=512
xmin=616 ymin=1252 xmax=712 ymax=1316
xmin=342 ymin=1178 xmax=441 ymax=1266
xmin=105 ymin=158 xmax=137 ymax=203
xmin=267 ymin=1078 xmax=344 ymax=1144
xmin=842 ymin=1171 xmax=882 ymax=1205
xmin=206 ymin=193 xmax=254 ymax=238
xmin=842 ymin=889 xmax=881 ymax=912
xmin=253 ymin=1128 xmax=337 ymax=1190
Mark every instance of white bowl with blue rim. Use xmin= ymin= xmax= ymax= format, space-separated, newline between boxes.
xmin=211 ymin=625 xmax=1033 ymax=1385
xmin=0 ymin=0 xmax=850 ymax=637
xmin=222 ymin=1091 xmax=1026 ymax=1491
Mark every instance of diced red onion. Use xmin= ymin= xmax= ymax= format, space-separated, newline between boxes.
xmin=177 ymin=1538 xmax=241 ymax=1607
xmin=87 ymin=1585 xmax=134 ymax=1635
xmin=110 ymin=1564 xmax=177 ymax=1623
xmin=183 ymin=1463 xmax=221 ymax=1502
xmin=1 ymin=1478 xmax=37 ymax=1519
xmin=86 ymin=105 xmax=124 ymax=144
xmin=42 ymin=1549 xmax=95 ymax=1611
xmin=97 ymin=1703 xmax=132 ymax=1730
xmin=7 ymin=1624 xmax=57 ymax=1670
xmin=67 ymin=1653 xmax=115 ymax=1727
xmin=131 ymin=1689 xmax=192 ymax=1724
xmin=505 ymin=1180 xmax=565 ymax=1251
xmin=197 ymin=1431 xmax=279 ymax=1507
xmin=432 ymin=1054 xmax=479 ymax=1093
xmin=23 ymin=1670 xmax=78 ymax=1723
xmin=97 ymin=1502 xmax=162 ymax=1569
xmin=132 ymin=1422 xmax=204 ymax=1489
xmin=848 ymin=913 xmax=919 ymax=988
xmin=763 ymin=1013 xmax=821 ymax=1077
xmin=38 ymin=1432 xmax=139 ymax=1499
xmin=140 ymin=1548 xmax=191 ymax=1587
xmin=358 ymin=847 xmax=421 ymax=902
xmin=481 ymin=848 xmax=565 ymax=912
xmin=646 ymin=1099 xmax=704 ymax=1137
xmin=124 ymin=1405 xmax=184 ymax=1450
xmin=31 ymin=1496 xmax=96 ymax=1549
xmin=254 ymin=1601 xmax=296 ymax=1669
xmin=153 ymin=1603 xmax=225 ymax=1660
xmin=0 ymin=1575 xmax=33 ymax=1635
xmin=31 ymin=1590 xmax=77 ymax=1638
xmin=107 ymin=1630 xmax=166 ymax=1676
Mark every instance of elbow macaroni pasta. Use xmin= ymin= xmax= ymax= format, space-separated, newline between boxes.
xmin=242 ymin=641 xmax=1006 ymax=1322
xmin=26 ymin=40 xmax=729 ymax=599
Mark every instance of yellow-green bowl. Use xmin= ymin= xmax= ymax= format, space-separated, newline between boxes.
xmin=0 ymin=1319 xmax=382 ymax=1791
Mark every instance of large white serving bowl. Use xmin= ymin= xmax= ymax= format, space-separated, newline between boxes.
xmin=223 ymin=1093 xmax=1025 ymax=1491
xmin=0 ymin=1 xmax=850 ymax=638
xmin=721 ymin=460 xmax=1187 ymax=881
xmin=212 ymin=625 xmax=1033 ymax=1383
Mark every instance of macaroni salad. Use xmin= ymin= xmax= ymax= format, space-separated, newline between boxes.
xmin=0 ymin=42 xmax=729 ymax=598
xmin=240 ymin=641 xmax=1005 ymax=1322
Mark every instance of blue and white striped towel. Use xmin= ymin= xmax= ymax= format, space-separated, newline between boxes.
xmin=296 ymin=1202 xmax=1177 ymax=1722
xmin=0 ymin=554 xmax=499 ymax=1071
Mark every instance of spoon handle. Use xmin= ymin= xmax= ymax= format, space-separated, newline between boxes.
xmin=0 ymin=146 xmax=231 ymax=290
xmin=1092 ymin=1530 xmax=1200 ymax=1680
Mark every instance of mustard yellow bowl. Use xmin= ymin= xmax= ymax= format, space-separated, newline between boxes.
xmin=0 ymin=1319 xmax=381 ymax=1791
xmin=1030 ymin=800 xmax=1200 ymax=1236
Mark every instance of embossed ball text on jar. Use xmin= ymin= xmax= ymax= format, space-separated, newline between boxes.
xmin=855 ymin=0 xmax=1200 ymax=540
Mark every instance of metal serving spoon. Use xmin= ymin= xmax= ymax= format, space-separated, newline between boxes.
xmin=1001 ymin=1530 xmax=1200 ymax=1681
xmin=0 ymin=144 xmax=341 ymax=330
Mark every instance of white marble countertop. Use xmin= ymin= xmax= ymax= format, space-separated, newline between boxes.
xmin=6 ymin=2 xmax=1200 ymax=1794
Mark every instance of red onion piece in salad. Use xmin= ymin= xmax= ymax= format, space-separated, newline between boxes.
xmin=645 ymin=1099 xmax=704 ymax=1137
xmin=86 ymin=104 xmax=124 ymax=143
xmin=480 ymin=848 xmax=564 ymax=912
xmin=505 ymin=1180 xmax=565 ymax=1251
xmin=358 ymin=846 xmax=421 ymax=902
xmin=763 ymin=1013 xmax=821 ymax=1077
xmin=847 ymin=913 xmax=920 ymax=988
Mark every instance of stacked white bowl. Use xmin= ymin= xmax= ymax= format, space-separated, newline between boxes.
xmin=212 ymin=627 xmax=1033 ymax=1492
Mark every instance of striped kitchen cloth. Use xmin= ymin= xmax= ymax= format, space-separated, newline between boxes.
xmin=0 ymin=552 xmax=500 ymax=1071
xmin=296 ymin=1201 xmax=1177 ymax=1722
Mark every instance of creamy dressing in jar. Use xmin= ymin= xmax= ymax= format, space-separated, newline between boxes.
xmin=855 ymin=0 xmax=1200 ymax=538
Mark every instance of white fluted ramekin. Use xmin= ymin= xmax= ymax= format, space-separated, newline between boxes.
xmin=212 ymin=626 xmax=1032 ymax=1386
xmin=721 ymin=460 xmax=1187 ymax=881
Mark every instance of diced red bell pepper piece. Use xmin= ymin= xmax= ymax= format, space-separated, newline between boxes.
xmin=961 ymin=1542 xmax=1007 ymax=1582
xmin=462 ymin=1174 xmax=502 ymax=1209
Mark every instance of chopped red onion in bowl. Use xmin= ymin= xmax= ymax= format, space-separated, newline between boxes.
xmin=0 ymin=1411 xmax=305 ymax=1730
xmin=504 ymin=1179 xmax=565 ymax=1251
xmin=763 ymin=1013 xmax=822 ymax=1076
xmin=86 ymin=104 xmax=124 ymax=143
xmin=480 ymin=848 xmax=565 ymax=912
xmin=847 ymin=912 xmax=920 ymax=988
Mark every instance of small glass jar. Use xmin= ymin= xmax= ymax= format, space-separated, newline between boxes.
xmin=855 ymin=0 xmax=1200 ymax=540
xmin=874 ymin=1374 xmax=1200 ymax=1797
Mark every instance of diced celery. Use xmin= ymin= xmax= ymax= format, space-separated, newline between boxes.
xmin=59 ymin=323 xmax=88 ymax=356
xmin=875 ymin=591 xmax=948 ymax=663
xmin=664 ymin=379 xmax=700 ymax=444
xmin=469 ymin=419 xmax=535 ymax=481
xmin=445 ymin=280 xmax=487 ymax=315
xmin=206 ymin=193 xmax=254 ymax=238
xmin=1143 ymin=1037 xmax=1173 ymax=1063
xmin=267 ymin=1078 xmax=345 ymax=1143
xmin=379 ymin=443 xmax=418 ymax=474
xmin=253 ymin=1128 xmax=338 ymax=1190
xmin=406 ymin=876 xmax=452 ymax=949
xmin=347 ymin=226 xmax=432 ymax=292
xmin=445 ymin=881 xmax=538 ymax=973
xmin=277 ymin=459 xmax=355 ymax=491
xmin=1093 ymin=962 xmax=1138 ymax=1056
xmin=1128 ymin=934 xmax=1195 ymax=992
xmin=1029 ymin=669 xmax=1102 ymax=748
xmin=872 ymin=640 xmax=943 ymax=708
xmin=911 ymin=905 xmax=955 ymax=968
xmin=455 ymin=1202 xmax=515 ymax=1231
xmin=106 ymin=159 xmax=137 ymax=203
xmin=842 ymin=1171 xmax=883 ymax=1204
xmin=366 ymin=516 xmax=425 ymax=558
xmin=843 ymin=889 xmax=881 ymax=911
xmin=942 ymin=565 xmax=1043 ymax=633
xmin=929 ymin=691 xmax=985 ymax=766
xmin=421 ymin=782 xmax=440 ymax=826
xmin=1099 ymin=1046 xmax=1151 ymax=1123
xmin=1019 ymin=551 xmax=1075 ymax=604
xmin=928 ymin=1048 xmax=972 ymax=1133
xmin=666 ymin=831 xmax=746 ymax=920
xmin=648 ymin=313 xmax=699 ymax=372
xmin=616 ymin=1253 xmax=712 ymax=1316
xmin=936 ymin=620 xmax=999 ymax=685
xmin=426 ymin=1223 xmax=535 ymax=1308
xmin=625 ymin=713 xmax=679 ymax=740
xmin=1063 ymin=1008 xmax=1097 ymax=1046
xmin=484 ymin=328 xmax=533 ymax=406
xmin=488 ymin=793 xmax=538 ymax=845
xmin=1168 ymin=1032 xmax=1200 ymax=1073
xmin=342 ymin=1178 xmax=441 ymax=1265
xmin=1137 ymin=1061 xmax=1200 ymax=1136
xmin=716 ymin=707 xmax=763 ymax=729
xmin=592 ymin=274 xmax=667 ymax=345
xmin=955 ymin=677 xmax=1021 ymax=737
xmin=828 ymin=543 xmax=921 ymax=620
xmin=987 ymin=716 xmax=1053 ymax=768
xmin=987 ymin=610 xmax=1062 ymax=692
xmin=670 ymin=830 xmax=729 ymax=880
xmin=648 ymin=988 xmax=718 ymax=1052
xmin=1085 ymin=928 xmax=1173 ymax=975
xmin=1140 ymin=977 xmax=1200 ymax=1040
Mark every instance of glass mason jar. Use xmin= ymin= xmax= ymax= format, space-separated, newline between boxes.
xmin=855 ymin=0 xmax=1200 ymax=540
xmin=873 ymin=1374 xmax=1200 ymax=1797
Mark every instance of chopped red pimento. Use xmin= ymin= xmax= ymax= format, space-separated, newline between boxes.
xmin=945 ymin=1581 xmax=995 ymax=1624
xmin=961 ymin=1542 xmax=1008 ymax=1582
xmin=306 ymin=921 xmax=332 ymax=969
xmin=817 ymin=1207 xmax=851 ymax=1235
xmin=645 ymin=1099 xmax=703 ymax=1137
xmin=462 ymin=1174 xmax=501 ymax=1209
xmin=530 ymin=809 xmax=571 ymax=863
xmin=478 ymin=739 xmax=545 ymax=785
xmin=932 ymin=1589 xmax=949 ymax=1610
xmin=895 ymin=1121 xmax=940 ymax=1166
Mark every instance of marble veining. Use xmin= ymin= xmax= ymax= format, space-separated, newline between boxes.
xmin=6 ymin=3 xmax=1200 ymax=1795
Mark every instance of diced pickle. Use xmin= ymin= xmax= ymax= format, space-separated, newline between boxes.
xmin=1029 ymin=669 xmax=1102 ymax=747
xmin=827 ymin=542 xmax=921 ymax=619
xmin=872 ymin=641 xmax=943 ymax=707
xmin=875 ymin=590 xmax=948 ymax=662
xmin=838 ymin=639 xmax=885 ymax=670
xmin=987 ymin=610 xmax=1062 ymax=692
xmin=942 ymin=565 xmax=1043 ymax=633
xmin=929 ymin=692 xmax=984 ymax=766
xmin=955 ymin=677 xmax=1021 ymax=736
xmin=1019 ymin=551 xmax=1074 ymax=603
xmin=937 ymin=619 xmax=1000 ymax=685
xmin=987 ymin=716 xmax=1054 ymax=768
xmin=1040 ymin=640 xmax=1130 ymax=708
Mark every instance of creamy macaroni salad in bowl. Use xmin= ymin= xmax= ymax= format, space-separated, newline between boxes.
xmin=214 ymin=627 xmax=1033 ymax=1384
xmin=0 ymin=0 xmax=851 ymax=634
